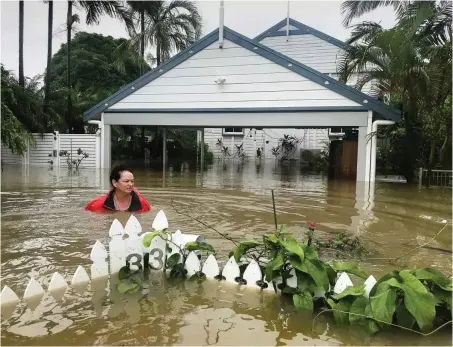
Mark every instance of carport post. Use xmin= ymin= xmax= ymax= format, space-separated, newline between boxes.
xmin=162 ymin=127 xmax=167 ymax=171
xmin=201 ymin=128 xmax=205 ymax=168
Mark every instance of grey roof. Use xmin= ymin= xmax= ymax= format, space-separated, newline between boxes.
xmin=83 ymin=26 xmax=400 ymax=122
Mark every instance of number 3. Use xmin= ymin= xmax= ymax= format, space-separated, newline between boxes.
xmin=126 ymin=253 xmax=143 ymax=270
xmin=149 ymin=248 xmax=164 ymax=270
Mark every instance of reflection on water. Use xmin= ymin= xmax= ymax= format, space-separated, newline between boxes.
xmin=1 ymin=161 xmax=452 ymax=346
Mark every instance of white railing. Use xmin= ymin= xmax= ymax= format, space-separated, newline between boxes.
xmin=418 ymin=168 xmax=452 ymax=189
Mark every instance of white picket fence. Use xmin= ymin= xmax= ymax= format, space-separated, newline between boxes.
xmin=1 ymin=132 xmax=100 ymax=169
xmin=0 ymin=210 xmax=377 ymax=319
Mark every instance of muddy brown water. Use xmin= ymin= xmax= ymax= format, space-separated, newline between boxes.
xmin=1 ymin=161 xmax=452 ymax=346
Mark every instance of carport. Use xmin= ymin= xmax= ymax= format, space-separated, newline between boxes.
xmin=83 ymin=26 xmax=400 ymax=183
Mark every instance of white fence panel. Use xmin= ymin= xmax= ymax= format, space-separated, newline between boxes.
xmin=59 ymin=134 xmax=97 ymax=169
xmin=1 ymin=145 xmax=24 ymax=165
xmin=28 ymin=134 xmax=55 ymax=166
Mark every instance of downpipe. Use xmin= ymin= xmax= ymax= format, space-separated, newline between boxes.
xmin=369 ymin=120 xmax=395 ymax=182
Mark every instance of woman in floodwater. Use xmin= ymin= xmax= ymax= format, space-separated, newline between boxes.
xmin=85 ymin=165 xmax=151 ymax=213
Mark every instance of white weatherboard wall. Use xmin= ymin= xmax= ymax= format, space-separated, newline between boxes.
xmin=1 ymin=133 xmax=98 ymax=169
xmin=110 ymin=39 xmax=362 ymax=110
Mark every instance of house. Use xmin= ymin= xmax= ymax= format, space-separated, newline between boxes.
xmin=203 ymin=18 xmax=379 ymax=161
xmin=83 ymin=18 xmax=400 ymax=183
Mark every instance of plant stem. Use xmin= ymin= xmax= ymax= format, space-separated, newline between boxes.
xmin=312 ymin=308 xmax=452 ymax=336
xmin=171 ymin=199 xmax=239 ymax=246
xmin=272 ymin=189 xmax=278 ymax=231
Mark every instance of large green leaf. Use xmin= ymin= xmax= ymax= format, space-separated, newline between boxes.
xmin=369 ymin=270 xmax=400 ymax=297
xmin=293 ymin=291 xmax=313 ymax=313
xmin=364 ymin=303 xmax=381 ymax=334
xmin=332 ymin=284 xmax=366 ymax=301
xmin=323 ymin=262 xmax=338 ymax=286
xmin=296 ymin=271 xmax=318 ymax=293
xmin=142 ymin=231 xmax=164 ymax=248
xmin=185 ymin=241 xmax=215 ymax=253
xmin=231 ymin=240 xmax=262 ymax=262
xmin=398 ymin=271 xmax=436 ymax=332
xmin=331 ymin=260 xmax=369 ymax=279
xmin=333 ymin=297 xmax=354 ymax=326
xmin=301 ymin=245 xmax=319 ymax=260
xmin=166 ymin=253 xmax=181 ymax=269
xmin=263 ymin=234 xmax=280 ymax=245
xmin=265 ymin=251 xmax=285 ymax=282
xmin=370 ymin=286 xmax=397 ymax=324
xmin=413 ymin=268 xmax=452 ymax=291
xmin=396 ymin=304 xmax=416 ymax=329
xmin=349 ymin=297 xmax=368 ymax=325
xmin=432 ymin=285 xmax=452 ymax=309
xmin=280 ymin=238 xmax=305 ymax=262
xmin=291 ymin=257 xmax=329 ymax=291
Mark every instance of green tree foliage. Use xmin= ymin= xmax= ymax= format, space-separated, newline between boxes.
xmin=1 ymin=65 xmax=58 ymax=155
xmin=339 ymin=0 xmax=452 ymax=182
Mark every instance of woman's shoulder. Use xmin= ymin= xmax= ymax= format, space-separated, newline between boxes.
xmin=85 ymin=192 xmax=110 ymax=211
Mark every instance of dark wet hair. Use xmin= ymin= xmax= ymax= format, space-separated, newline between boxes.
xmin=110 ymin=165 xmax=133 ymax=186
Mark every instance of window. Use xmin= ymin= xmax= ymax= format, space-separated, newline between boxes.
xmin=223 ymin=128 xmax=243 ymax=135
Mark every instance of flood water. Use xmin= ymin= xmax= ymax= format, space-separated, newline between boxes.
xmin=1 ymin=160 xmax=452 ymax=346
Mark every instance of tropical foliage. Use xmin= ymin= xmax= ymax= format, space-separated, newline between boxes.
xmin=339 ymin=0 xmax=452 ymax=182
xmin=115 ymin=222 xmax=453 ymax=335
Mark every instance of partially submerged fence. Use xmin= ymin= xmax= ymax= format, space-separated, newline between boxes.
xmin=1 ymin=132 xmax=99 ymax=169
xmin=0 ymin=210 xmax=377 ymax=321
xmin=418 ymin=168 xmax=452 ymax=188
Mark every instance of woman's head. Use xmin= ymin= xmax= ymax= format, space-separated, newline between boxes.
xmin=110 ymin=165 xmax=134 ymax=194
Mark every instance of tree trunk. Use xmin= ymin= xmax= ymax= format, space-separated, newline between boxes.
xmin=439 ymin=131 xmax=450 ymax=165
xmin=44 ymin=0 xmax=53 ymax=121
xmin=140 ymin=8 xmax=145 ymax=74
xmin=67 ymin=0 xmax=73 ymax=133
xmin=156 ymin=43 xmax=161 ymax=66
xmin=18 ymin=0 xmax=24 ymax=88
xmin=140 ymin=7 xmax=145 ymax=158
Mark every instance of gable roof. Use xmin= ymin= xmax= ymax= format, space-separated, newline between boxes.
xmin=253 ymin=18 xmax=345 ymax=49
xmin=83 ymin=26 xmax=400 ymax=122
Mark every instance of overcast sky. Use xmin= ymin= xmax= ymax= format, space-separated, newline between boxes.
xmin=1 ymin=0 xmax=396 ymax=79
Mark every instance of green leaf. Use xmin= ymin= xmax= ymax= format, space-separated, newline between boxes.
xmin=413 ymin=268 xmax=452 ymax=291
xmin=265 ymin=251 xmax=285 ymax=282
xmin=143 ymin=231 xmax=163 ymax=248
xmin=279 ymin=225 xmax=288 ymax=233
xmin=331 ymin=261 xmax=369 ymax=279
xmin=231 ymin=240 xmax=262 ymax=263
xmin=332 ymin=284 xmax=366 ymax=301
xmin=264 ymin=234 xmax=280 ymax=245
xmin=166 ymin=253 xmax=181 ymax=269
xmin=184 ymin=241 xmax=215 ymax=253
xmin=370 ymin=286 xmax=397 ymax=324
xmin=398 ymin=270 xmax=436 ymax=332
xmin=349 ymin=297 xmax=368 ymax=325
xmin=117 ymin=280 xmax=140 ymax=294
xmin=301 ymin=245 xmax=319 ymax=260
xmin=280 ymin=238 xmax=305 ymax=262
xmin=369 ymin=270 xmax=400 ymax=297
xmin=333 ymin=297 xmax=353 ymax=326
xmin=293 ymin=292 xmax=314 ymax=313
xmin=282 ymin=286 xmax=300 ymax=295
xmin=364 ymin=303 xmax=381 ymax=334
xmin=296 ymin=272 xmax=318 ymax=293
xmin=432 ymin=285 xmax=452 ymax=309
xmin=323 ymin=262 xmax=337 ymax=286
xmin=326 ymin=298 xmax=336 ymax=309
xmin=291 ymin=257 xmax=329 ymax=291
xmin=396 ymin=304 xmax=416 ymax=329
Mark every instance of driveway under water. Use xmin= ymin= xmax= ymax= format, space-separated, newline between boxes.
xmin=1 ymin=161 xmax=452 ymax=345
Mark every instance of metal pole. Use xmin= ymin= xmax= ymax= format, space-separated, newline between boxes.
xmin=286 ymin=0 xmax=290 ymax=41
xmin=162 ymin=127 xmax=167 ymax=172
xmin=201 ymin=128 xmax=205 ymax=169
xmin=418 ymin=167 xmax=423 ymax=190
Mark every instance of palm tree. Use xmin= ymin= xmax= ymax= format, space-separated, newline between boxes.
xmin=129 ymin=0 xmax=202 ymax=67
xmin=339 ymin=1 xmax=452 ymax=182
xmin=18 ymin=0 xmax=24 ymax=88
xmin=65 ymin=0 xmax=134 ymax=133
xmin=44 ymin=0 xmax=53 ymax=120
xmin=340 ymin=0 xmax=409 ymax=27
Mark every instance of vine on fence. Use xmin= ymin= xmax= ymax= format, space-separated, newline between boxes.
xmin=59 ymin=148 xmax=89 ymax=170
